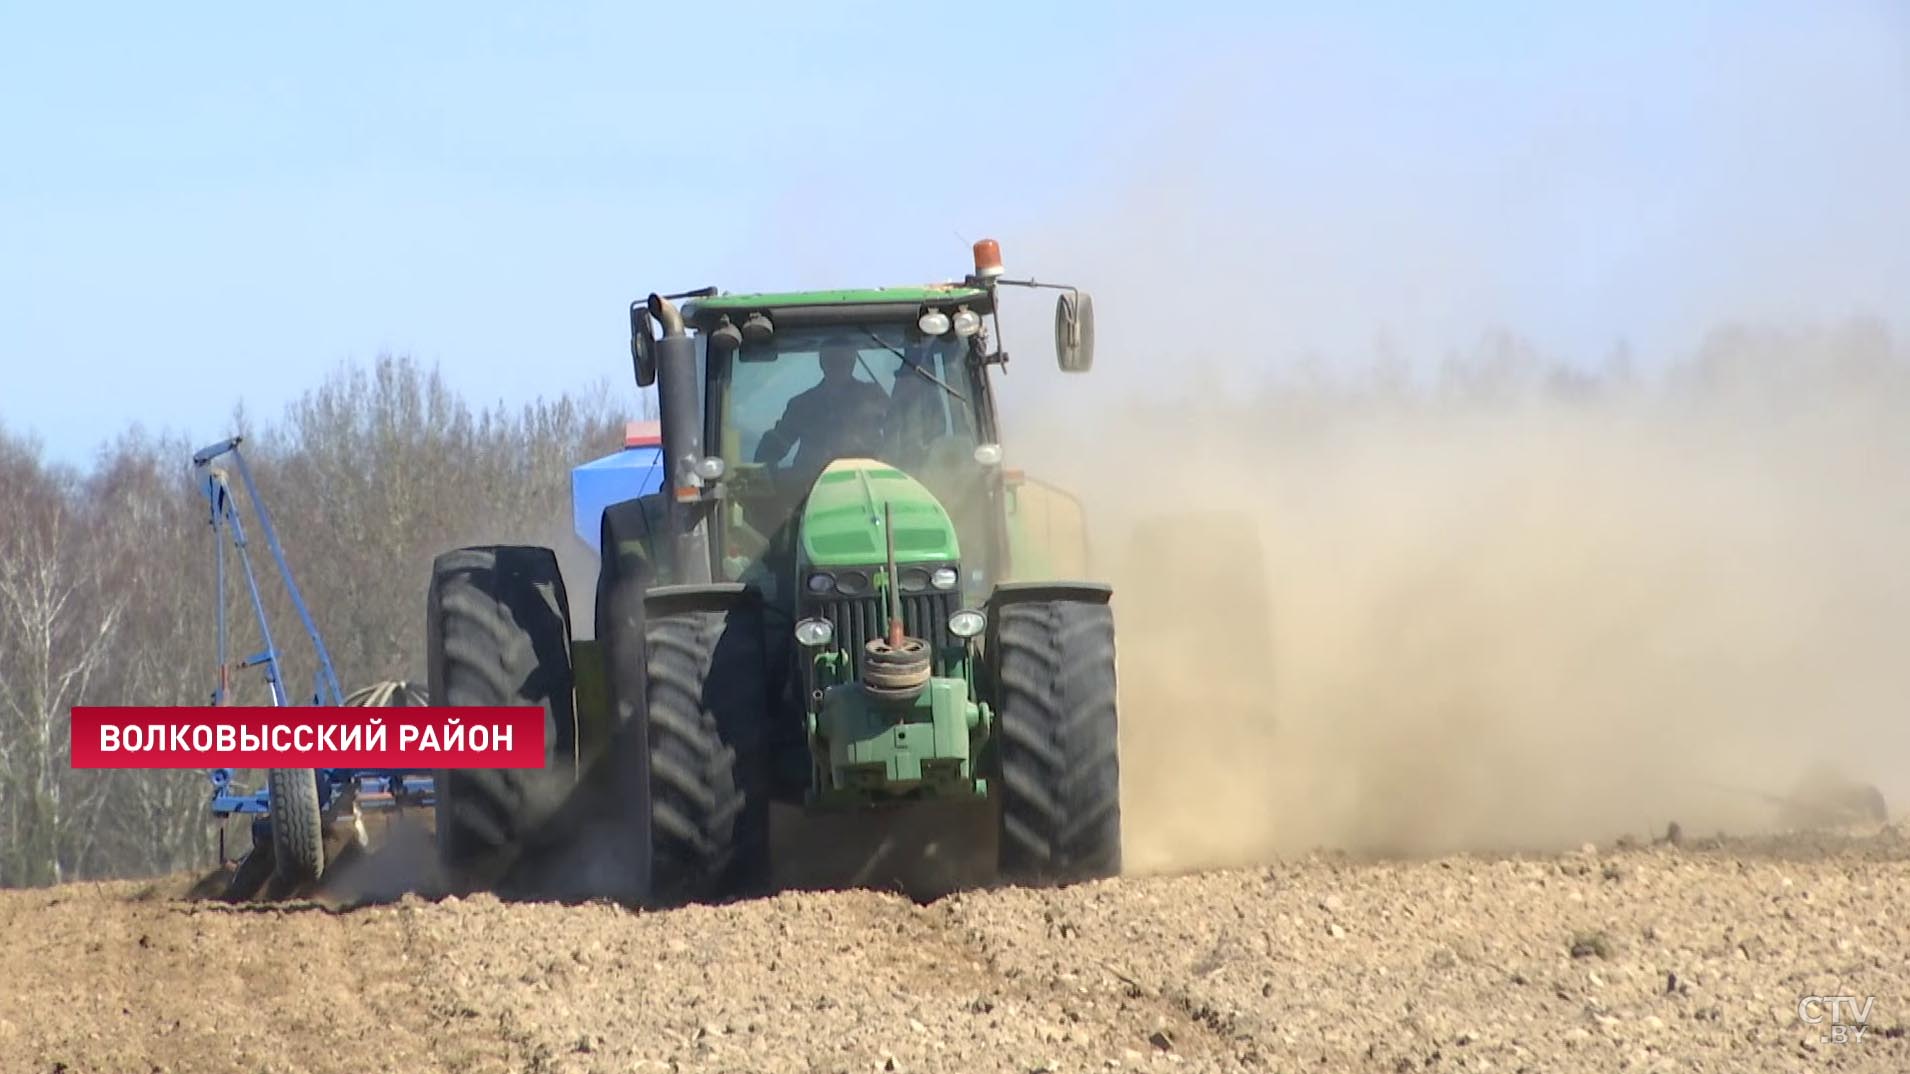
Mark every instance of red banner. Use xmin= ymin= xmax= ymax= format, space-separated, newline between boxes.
xmin=69 ymin=707 xmax=547 ymax=769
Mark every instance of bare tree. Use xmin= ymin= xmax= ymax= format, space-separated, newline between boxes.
xmin=75 ymin=431 xmax=224 ymax=875
xmin=0 ymin=430 xmax=126 ymax=885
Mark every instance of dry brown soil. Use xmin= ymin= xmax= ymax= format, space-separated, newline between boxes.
xmin=1 ymin=825 xmax=1905 ymax=1074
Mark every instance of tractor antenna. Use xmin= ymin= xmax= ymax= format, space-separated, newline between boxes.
xmin=884 ymin=501 xmax=904 ymax=647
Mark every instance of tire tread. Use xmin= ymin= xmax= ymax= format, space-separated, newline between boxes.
xmin=995 ymin=599 xmax=1122 ymax=884
xmin=426 ymin=545 xmax=576 ymax=892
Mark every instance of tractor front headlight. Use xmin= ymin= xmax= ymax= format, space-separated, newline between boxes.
xmin=806 ymin=572 xmax=834 ymax=594
xmin=948 ymin=608 xmax=987 ymax=639
xmin=794 ymin=617 xmax=835 ymax=648
xmin=930 ymin=567 xmax=958 ymax=591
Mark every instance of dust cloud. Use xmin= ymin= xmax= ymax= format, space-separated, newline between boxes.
xmin=1014 ymin=324 xmax=1910 ymax=873
xmin=975 ymin=11 xmax=1910 ymax=874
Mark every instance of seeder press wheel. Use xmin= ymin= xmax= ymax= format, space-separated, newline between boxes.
xmin=218 ymin=680 xmax=430 ymax=902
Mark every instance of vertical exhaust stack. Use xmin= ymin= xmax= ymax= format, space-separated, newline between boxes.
xmin=647 ymin=293 xmax=713 ymax=584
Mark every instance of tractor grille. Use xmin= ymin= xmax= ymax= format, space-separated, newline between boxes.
xmin=815 ymin=590 xmax=959 ymax=678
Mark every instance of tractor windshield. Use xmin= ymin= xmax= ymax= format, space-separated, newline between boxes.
xmin=717 ymin=325 xmax=981 ymax=483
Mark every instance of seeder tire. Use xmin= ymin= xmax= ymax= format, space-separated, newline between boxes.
xmin=267 ymin=767 xmax=324 ymax=890
xmin=426 ymin=545 xmax=578 ymax=893
xmin=601 ymin=581 xmax=770 ymax=907
xmin=994 ymin=598 xmax=1123 ymax=885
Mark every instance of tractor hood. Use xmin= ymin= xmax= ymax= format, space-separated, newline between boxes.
xmin=800 ymin=459 xmax=959 ymax=567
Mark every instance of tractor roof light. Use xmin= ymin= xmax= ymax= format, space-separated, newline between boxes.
xmin=951 ymin=306 xmax=982 ymax=338
xmin=918 ymin=309 xmax=951 ymax=336
xmin=973 ymin=238 xmax=1004 ymax=280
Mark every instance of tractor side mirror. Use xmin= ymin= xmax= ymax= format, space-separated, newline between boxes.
xmin=630 ymin=303 xmax=657 ymax=387
xmin=1054 ymin=290 xmax=1095 ymax=373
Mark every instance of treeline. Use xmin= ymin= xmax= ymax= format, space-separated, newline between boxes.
xmin=0 ymin=356 xmax=636 ymax=886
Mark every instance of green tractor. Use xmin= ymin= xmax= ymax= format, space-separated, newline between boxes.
xmin=424 ymin=240 xmax=1120 ymax=904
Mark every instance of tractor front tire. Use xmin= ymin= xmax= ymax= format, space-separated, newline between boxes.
xmin=994 ymin=598 xmax=1122 ymax=885
xmin=601 ymin=582 xmax=771 ymax=907
xmin=426 ymin=545 xmax=578 ymax=894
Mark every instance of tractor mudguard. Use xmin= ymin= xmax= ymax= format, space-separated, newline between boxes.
xmin=600 ymin=493 xmax=669 ymax=580
xmin=644 ymin=582 xmax=758 ymax=618
xmin=986 ymin=580 xmax=1113 ymax=610
xmin=597 ymin=494 xmax=667 ymax=640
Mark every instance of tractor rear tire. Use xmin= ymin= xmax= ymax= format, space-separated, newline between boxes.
xmin=266 ymin=768 xmax=323 ymax=891
xmin=601 ymin=581 xmax=771 ymax=907
xmin=994 ymin=598 xmax=1122 ymax=885
xmin=426 ymin=546 xmax=578 ymax=894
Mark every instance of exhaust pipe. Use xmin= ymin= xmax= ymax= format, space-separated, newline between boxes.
xmin=647 ymin=293 xmax=713 ymax=585
xmin=647 ymin=292 xmax=686 ymax=337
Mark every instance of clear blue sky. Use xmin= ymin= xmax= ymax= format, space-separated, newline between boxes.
xmin=3 ymin=1 xmax=1906 ymax=463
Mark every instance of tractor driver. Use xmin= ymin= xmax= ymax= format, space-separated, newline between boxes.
xmin=752 ymin=342 xmax=889 ymax=482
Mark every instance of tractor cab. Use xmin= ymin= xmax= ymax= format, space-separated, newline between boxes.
xmin=677 ymin=289 xmax=1009 ymax=607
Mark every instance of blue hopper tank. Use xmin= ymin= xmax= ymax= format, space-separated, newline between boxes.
xmin=570 ymin=420 xmax=665 ymax=552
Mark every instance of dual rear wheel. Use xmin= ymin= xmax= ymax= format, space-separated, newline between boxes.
xmin=426 ymin=545 xmax=769 ymax=904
